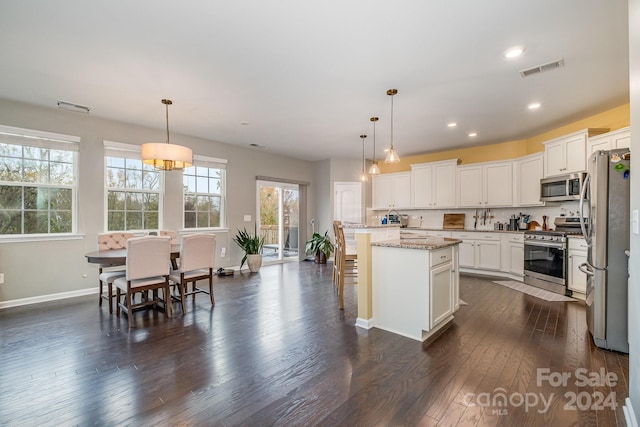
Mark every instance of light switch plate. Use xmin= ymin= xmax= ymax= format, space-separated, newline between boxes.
xmin=244 ymin=215 xmax=252 ymax=222
xmin=633 ymin=210 xmax=639 ymax=235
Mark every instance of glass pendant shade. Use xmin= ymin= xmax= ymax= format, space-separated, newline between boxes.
xmin=368 ymin=161 xmax=380 ymax=175
xmin=384 ymin=89 xmax=401 ymax=164
xmin=385 ymin=147 xmax=400 ymax=163
xmin=141 ymin=99 xmax=193 ymax=171
xmin=360 ymin=134 xmax=368 ymax=181
xmin=368 ymin=116 xmax=380 ymax=175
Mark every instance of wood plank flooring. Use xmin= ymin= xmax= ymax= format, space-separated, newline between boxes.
xmin=0 ymin=262 xmax=629 ymax=426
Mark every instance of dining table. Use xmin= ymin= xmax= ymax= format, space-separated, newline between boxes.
xmin=85 ymin=244 xmax=182 ymax=270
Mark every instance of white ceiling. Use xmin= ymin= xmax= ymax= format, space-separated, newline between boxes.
xmin=0 ymin=1 xmax=630 ymax=162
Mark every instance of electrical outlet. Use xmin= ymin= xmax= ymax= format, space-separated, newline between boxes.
xmin=220 ymin=247 xmax=226 ymax=257
xmin=0 ymin=273 xmax=4 ymax=284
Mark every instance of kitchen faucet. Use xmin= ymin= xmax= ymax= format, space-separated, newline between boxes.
xmin=386 ymin=208 xmax=400 ymax=222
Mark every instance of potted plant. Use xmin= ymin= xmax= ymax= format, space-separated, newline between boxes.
xmin=233 ymin=224 xmax=265 ymax=272
xmin=305 ymin=231 xmax=335 ymax=264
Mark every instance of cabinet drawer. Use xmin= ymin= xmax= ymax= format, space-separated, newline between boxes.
xmin=431 ymin=247 xmax=452 ymax=267
xmin=508 ymin=233 xmax=525 ymax=243
xmin=569 ymin=238 xmax=588 ymax=250
xmin=475 ymin=233 xmax=501 ymax=241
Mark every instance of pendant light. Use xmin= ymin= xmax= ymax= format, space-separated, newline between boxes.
xmin=359 ymin=134 xmax=368 ymax=182
xmin=141 ymin=99 xmax=193 ymax=171
xmin=368 ymin=117 xmax=380 ymax=175
xmin=384 ymin=89 xmax=401 ymax=163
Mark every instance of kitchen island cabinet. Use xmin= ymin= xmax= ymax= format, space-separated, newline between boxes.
xmin=371 ymin=238 xmax=460 ymax=342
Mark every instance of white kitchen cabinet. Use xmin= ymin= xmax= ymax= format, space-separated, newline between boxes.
xmin=587 ymin=127 xmax=630 ymax=156
xmin=457 ymin=161 xmax=513 ymax=207
xmin=430 ymin=260 xmax=455 ymax=328
xmin=516 ymin=153 xmax=544 ymax=206
xmin=501 ymin=233 xmax=524 ymax=277
xmin=372 ymin=172 xmax=411 ymax=209
xmin=568 ymin=237 xmax=588 ymax=294
xmin=411 ymin=159 xmax=458 ymax=209
xmin=544 ymin=128 xmax=609 ymax=177
xmin=450 ymin=231 xmax=501 ymax=271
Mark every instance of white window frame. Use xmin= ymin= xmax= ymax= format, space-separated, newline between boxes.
xmin=0 ymin=124 xmax=79 ymax=241
xmin=104 ymin=141 xmax=164 ymax=232
xmin=183 ymin=155 xmax=227 ymax=230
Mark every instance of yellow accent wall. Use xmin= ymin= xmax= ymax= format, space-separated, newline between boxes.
xmin=379 ymin=103 xmax=630 ymax=173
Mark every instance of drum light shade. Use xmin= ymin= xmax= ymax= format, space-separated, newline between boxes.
xmin=141 ymin=99 xmax=193 ymax=171
xmin=141 ymin=142 xmax=193 ymax=170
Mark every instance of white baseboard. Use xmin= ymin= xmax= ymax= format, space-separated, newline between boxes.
xmin=625 ymin=398 xmax=638 ymax=427
xmin=0 ymin=287 xmax=97 ymax=310
xmin=355 ymin=317 xmax=374 ymax=329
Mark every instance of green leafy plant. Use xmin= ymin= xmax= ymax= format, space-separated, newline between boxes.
xmin=305 ymin=231 xmax=335 ymax=260
xmin=233 ymin=224 xmax=266 ymax=269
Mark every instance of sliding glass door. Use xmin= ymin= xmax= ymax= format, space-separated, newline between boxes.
xmin=257 ymin=180 xmax=299 ymax=263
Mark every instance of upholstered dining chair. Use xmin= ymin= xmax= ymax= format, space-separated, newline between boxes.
xmin=97 ymin=232 xmax=134 ymax=313
xmin=113 ymin=236 xmax=172 ymax=328
xmin=169 ymin=233 xmax=216 ymax=314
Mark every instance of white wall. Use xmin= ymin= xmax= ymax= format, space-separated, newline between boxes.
xmin=0 ymin=98 xmax=316 ymax=303
xmin=627 ymin=0 xmax=640 ymax=423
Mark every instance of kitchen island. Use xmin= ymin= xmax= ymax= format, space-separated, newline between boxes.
xmin=371 ymin=237 xmax=462 ymax=342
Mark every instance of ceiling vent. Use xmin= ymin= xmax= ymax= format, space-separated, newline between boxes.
xmin=520 ymin=59 xmax=565 ymax=78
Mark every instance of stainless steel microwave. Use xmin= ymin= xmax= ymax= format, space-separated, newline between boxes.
xmin=540 ymin=172 xmax=586 ymax=202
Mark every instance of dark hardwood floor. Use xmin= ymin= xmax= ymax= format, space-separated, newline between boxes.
xmin=0 ymin=262 xmax=629 ymax=426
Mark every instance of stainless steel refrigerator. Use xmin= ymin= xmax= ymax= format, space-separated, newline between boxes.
xmin=579 ymin=148 xmax=630 ymax=353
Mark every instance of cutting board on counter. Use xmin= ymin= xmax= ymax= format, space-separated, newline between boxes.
xmin=443 ymin=213 xmax=465 ymax=230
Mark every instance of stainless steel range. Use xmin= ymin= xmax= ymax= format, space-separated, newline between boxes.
xmin=523 ymin=217 xmax=583 ymax=295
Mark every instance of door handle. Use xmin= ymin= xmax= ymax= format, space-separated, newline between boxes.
xmin=578 ymin=262 xmax=594 ymax=276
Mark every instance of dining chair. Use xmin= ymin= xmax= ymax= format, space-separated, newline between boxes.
xmin=332 ymin=221 xmax=342 ymax=286
xmin=159 ymin=230 xmax=178 ymax=244
xmin=113 ymin=236 xmax=172 ymax=327
xmin=335 ymin=224 xmax=357 ymax=310
xmin=169 ymin=233 xmax=216 ymax=314
xmin=97 ymin=232 xmax=134 ymax=313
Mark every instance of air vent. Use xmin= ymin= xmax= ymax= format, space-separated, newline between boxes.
xmin=57 ymin=100 xmax=91 ymax=114
xmin=520 ymin=59 xmax=565 ymax=78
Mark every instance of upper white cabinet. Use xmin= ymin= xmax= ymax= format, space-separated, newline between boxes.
xmin=372 ymin=172 xmax=411 ymax=209
xmin=543 ymin=128 xmax=609 ymax=177
xmin=587 ymin=127 xmax=630 ymax=156
xmin=411 ymin=159 xmax=458 ymax=209
xmin=516 ymin=153 xmax=544 ymax=206
xmin=457 ymin=161 xmax=513 ymax=207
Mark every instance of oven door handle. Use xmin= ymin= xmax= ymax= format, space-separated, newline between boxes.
xmin=578 ymin=262 xmax=594 ymax=276
xmin=524 ymin=240 xmax=564 ymax=249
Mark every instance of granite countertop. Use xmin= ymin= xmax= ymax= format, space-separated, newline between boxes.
xmin=402 ymin=227 xmax=526 ymax=234
xmin=342 ymin=223 xmax=401 ymax=229
xmin=372 ymin=237 xmax=462 ymax=250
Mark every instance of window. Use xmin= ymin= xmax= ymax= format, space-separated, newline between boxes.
xmin=0 ymin=125 xmax=78 ymax=235
xmin=183 ymin=156 xmax=227 ymax=229
xmin=104 ymin=142 xmax=162 ymax=231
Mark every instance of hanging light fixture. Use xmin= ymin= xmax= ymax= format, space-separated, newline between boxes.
xmin=359 ymin=134 xmax=368 ymax=182
xmin=368 ymin=117 xmax=380 ymax=175
xmin=141 ymin=99 xmax=193 ymax=171
xmin=384 ymin=89 xmax=401 ymax=163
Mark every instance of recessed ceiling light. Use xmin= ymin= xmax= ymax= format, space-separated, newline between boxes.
xmin=468 ymin=132 xmax=477 ymax=137
xmin=240 ymin=121 xmax=250 ymax=125
xmin=447 ymin=122 xmax=457 ymax=128
xmin=504 ymin=46 xmax=525 ymax=59
xmin=528 ymin=102 xmax=541 ymax=110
